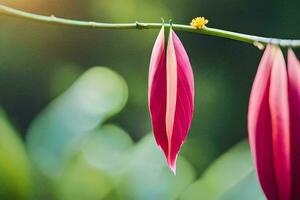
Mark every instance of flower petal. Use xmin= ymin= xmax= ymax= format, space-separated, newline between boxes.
xmin=269 ymin=48 xmax=291 ymax=200
xmin=288 ymin=49 xmax=300 ymax=199
xmin=148 ymin=27 xmax=168 ymax=158
xmin=165 ymin=29 xmax=178 ymax=172
xmin=248 ymin=45 xmax=278 ymax=200
xmin=167 ymin=31 xmax=194 ymax=172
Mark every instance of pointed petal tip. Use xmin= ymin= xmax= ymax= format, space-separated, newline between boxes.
xmin=170 ymin=167 xmax=176 ymax=175
xmin=167 ymin=153 xmax=179 ymax=175
xmin=168 ymin=162 xmax=176 ymax=175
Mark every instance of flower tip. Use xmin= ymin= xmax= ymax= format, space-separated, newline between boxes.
xmin=171 ymin=167 xmax=176 ymax=175
xmin=167 ymin=154 xmax=179 ymax=175
xmin=190 ymin=17 xmax=208 ymax=29
xmin=168 ymin=162 xmax=177 ymax=175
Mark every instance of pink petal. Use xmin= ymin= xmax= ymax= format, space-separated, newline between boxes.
xmin=148 ymin=27 xmax=194 ymax=173
xmin=148 ymin=26 xmax=168 ymax=158
xmin=168 ymin=31 xmax=194 ymax=172
xmin=165 ymin=29 xmax=178 ymax=172
xmin=288 ymin=49 xmax=300 ymax=199
xmin=269 ymin=49 xmax=291 ymax=200
xmin=248 ymin=45 xmax=279 ymax=200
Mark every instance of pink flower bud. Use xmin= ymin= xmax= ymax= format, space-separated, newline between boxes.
xmin=148 ymin=26 xmax=194 ymax=173
xmin=248 ymin=45 xmax=292 ymax=200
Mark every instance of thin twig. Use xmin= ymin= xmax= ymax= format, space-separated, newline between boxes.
xmin=0 ymin=4 xmax=299 ymax=48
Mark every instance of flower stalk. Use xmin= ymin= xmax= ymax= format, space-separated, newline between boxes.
xmin=1 ymin=4 xmax=300 ymax=48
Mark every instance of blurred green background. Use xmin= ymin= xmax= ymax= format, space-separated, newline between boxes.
xmin=0 ymin=0 xmax=298 ymax=199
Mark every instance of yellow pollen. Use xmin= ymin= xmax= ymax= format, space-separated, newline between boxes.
xmin=190 ymin=17 xmax=208 ymax=29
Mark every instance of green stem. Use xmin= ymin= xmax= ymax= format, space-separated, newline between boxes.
xmin=0 ymin=4 xmax=299 ymax=48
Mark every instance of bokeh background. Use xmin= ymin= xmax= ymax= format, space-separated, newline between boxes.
xmin=0 ymin=0 xmax=299 ymax=199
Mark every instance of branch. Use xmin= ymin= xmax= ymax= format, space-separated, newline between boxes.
xmin=0 ymin=4 xmax=299 ymax=48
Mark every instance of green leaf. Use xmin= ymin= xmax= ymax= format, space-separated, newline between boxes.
xmin=59 ymin=124 xmax=133 ymax=200
xmin=180 ymin=140 xmax=263 ymax=200
xmin=220 ymin=170 xmax=264 ymax=200
xmin=59 ymin=155 xmax=114 ymax=200
xmin=82 ymin=124 xmax=134 ymax=175
xmin=0 ymin=109 xmax=33 ymax=200
xmin=115 ymin=134 xmax=196 ymax=200
xmin=26 ymin=67 xmax=128 ymax=179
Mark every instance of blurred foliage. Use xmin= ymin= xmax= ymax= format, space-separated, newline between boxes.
xmin=26 ymin=67 xmax=128 ymax=179
xmin=115 ymin=134 xmax=196 ymax=200
xmin=0 ymin=0 xmax=298 ymax=199
xmin=0 ymin=109 xmax=33 ymax=200
xmin=180 ymin=140 xmax=264 ymax=200
xmin=82 ymin=125 xmax=134 ymax=175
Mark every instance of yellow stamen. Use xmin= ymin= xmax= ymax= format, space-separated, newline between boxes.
xmin=190 ymin=17 xmax=208 ymax=29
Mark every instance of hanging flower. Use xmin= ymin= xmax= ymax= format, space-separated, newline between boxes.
xmin=248 ymin=45 xmax=300 ymax=200
xmin=148 ymin=25 xmax=194 ymax=173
